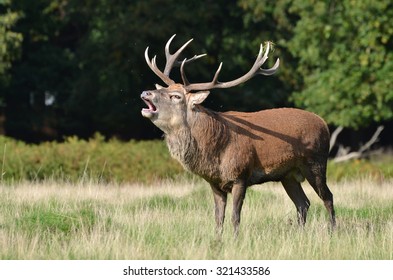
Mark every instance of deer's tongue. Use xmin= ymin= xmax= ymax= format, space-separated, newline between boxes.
xmin=141 ymin=99 xmax=158 ymax=118
xmin=143 ymin=99 xmax=157 ymax=112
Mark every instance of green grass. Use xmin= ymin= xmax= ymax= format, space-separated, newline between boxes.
xmin=0 ymin=178 xmax=392 ymax=259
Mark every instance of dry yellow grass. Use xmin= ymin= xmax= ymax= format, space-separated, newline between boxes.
xmin=0 ymin=178 xmax=392 ymax=259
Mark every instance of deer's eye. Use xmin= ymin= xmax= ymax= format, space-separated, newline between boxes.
xmin=170 ymin=94 xmax=182 ymax=100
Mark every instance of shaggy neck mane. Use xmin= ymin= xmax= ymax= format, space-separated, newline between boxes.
xmin=165 ymin=106 xmax=231 ymax=178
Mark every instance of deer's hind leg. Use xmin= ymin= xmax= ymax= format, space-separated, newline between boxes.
xmin=281 ymin=175 xmax=310 ymax=226
xmin=303 ymin=160 xmax=336 ymax=228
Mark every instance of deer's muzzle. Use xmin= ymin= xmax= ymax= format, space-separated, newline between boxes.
xmin=141 ymin=91 xmax=158 ymax=118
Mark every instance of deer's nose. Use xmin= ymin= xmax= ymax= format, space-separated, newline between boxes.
xmin=141 ymin=91 xmax=153 ymax=98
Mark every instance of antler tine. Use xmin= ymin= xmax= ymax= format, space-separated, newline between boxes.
xmin=180 ymin=59 xmax=189 ymax=85
xmin=182 ymin=61 xmax=223 ymax=92
xmin=144 ymin=47 xmax=156 ymax=74
xmin=152 ymin=55 xmax=159 ymax=69
xmin=252 ymin=43 xmax=268 ymax=68
xmin=212 ymin=62 xmax=223 ymax=84
xmin=174 ymin=53 xmax=207 ymax=67
xmin=144 ymin=47 xmax=174 ymax=85
xmin=241 ymin=42 xmax=270 ymax=78
xmin=164 ymin=34 xmax=177 ymax=55
xmin=145 ymin=35 xmax=207 ymax=86
xmin=180 ymin=54 xmax=208 ymax=86
xmin=253 ymin=42 xmax=279 ymax=76
xmin=257 ymin=57 xmax=280 ymax=76
xmin=164 ymin=35 xmax=194 ymax=76
xmin=163 ymin=34 xmax=177 ymax=72
xmin=185 ymin=41 xmax=280 ymax=92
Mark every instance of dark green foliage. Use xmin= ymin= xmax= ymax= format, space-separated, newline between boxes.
xmin=1 ymin=0 xmax=392 ymax=141
xmin=0 ymin=135 xmax=186 ymax=183
xmin=288 ymin=0 xmax=393 ymax=128
xmin=0 ymin=0 xmax=285 ymax=141
xmin=0 ymin=0 xmax=22 ymax=81
xmin=239 ymin=0 xmax=393 ymax=129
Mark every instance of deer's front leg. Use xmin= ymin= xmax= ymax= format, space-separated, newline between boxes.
xmin=211 ymin=185 xmax=227 ymax=236
xmin=232 ymin=181 xmax=246 ymax=237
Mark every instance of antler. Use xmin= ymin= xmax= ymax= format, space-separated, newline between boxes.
xmin=183 ymin=42 xmax=280 ymax=92
xmin=145 ymin=35 xmax=280 ymax=90
xmin=144 ymin=34 xmax=206 ymax=86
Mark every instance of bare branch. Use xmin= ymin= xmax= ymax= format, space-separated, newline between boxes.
xmin=358 ymin=125 xmax=384 ymax=154
xmin=333 ymin=126 xmax=384 ymax=163
xmin=329 ymin=126 xmax=344 ymax=153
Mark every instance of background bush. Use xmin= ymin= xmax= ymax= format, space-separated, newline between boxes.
xmin=0 ymin=135 xmax=391 ymax=184
xmin=0 ymin=135 xmax=186 ymax=184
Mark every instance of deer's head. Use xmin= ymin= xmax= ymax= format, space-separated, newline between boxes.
xmin=141 ymin=35 xmax=279 ymax=133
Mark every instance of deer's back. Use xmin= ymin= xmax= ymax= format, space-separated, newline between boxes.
xmin=221 ymin=108 xmax=330 ymax=176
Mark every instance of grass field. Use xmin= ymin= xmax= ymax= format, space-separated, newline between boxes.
xmin=0 ymin=177 xmax=392 ymax=260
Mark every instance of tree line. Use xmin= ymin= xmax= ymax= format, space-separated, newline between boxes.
xmin=0 ymin=0 xmax=392 ymax=143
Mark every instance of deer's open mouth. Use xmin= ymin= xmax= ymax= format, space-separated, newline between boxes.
xmin=141 ymin=97 xmax=158 ymax=118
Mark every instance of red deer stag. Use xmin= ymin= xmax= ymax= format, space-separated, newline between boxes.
xmin=141 ymin=35 xmax=336 ymax=235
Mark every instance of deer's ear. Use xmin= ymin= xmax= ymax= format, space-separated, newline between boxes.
xmin=189 ymin=91 xmax=210 ymax=108
xmin=155 ymin=84 xmax=164 ymax=90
